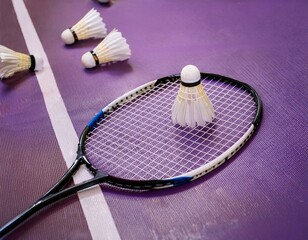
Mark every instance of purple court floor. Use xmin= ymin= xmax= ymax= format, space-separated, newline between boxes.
xmin=0 ymin=0 xmax=307 ymax=239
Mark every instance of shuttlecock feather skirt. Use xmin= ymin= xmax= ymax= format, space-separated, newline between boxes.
xmin=1 ymin=53 xmax=33 ymax=78
xmin=172 ymin=83 xmax=215 ymax=128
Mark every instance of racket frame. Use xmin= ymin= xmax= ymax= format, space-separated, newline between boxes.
xmin=0 ymin=73 xmax=262 ymax=237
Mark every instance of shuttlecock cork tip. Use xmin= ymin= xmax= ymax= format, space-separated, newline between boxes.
xmin=181 ymin=65 xmax=201 ymax=84
xmin=81 ymin=52 xmax=97 ymax=68
xmin=34 ymin=56 xmax=44 ymax=71
xmin=61 ymin=29 xmax=75 ymax=45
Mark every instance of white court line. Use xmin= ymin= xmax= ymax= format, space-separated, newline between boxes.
xmin=12 ymin=0 xmax=121 ymax=239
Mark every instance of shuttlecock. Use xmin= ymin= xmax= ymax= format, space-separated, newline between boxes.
xmin=172 ymin=65 xmax=215 ymax=128
xmin=81 ymin=29 xmax=131 ymax=68
xmin=61 ymin=8 xmax=107 ymax=45
xmin=0 ymin=45 xmax=43 ymax=79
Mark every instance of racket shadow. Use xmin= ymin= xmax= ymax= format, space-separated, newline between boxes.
xmin=100 ymin=155 xmax=232 ymax=197
xmin=101 ymin=161 xmax=230 ymax=197
xmin=101 ymin=126 xmax=262 ymax=198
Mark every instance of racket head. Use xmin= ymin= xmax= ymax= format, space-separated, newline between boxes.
xmin=79 ymin=73 xmax=262 ymax=189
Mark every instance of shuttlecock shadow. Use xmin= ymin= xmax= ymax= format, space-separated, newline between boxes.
xmin=174 ymin=122 xmax=216 ymax=137
xmin=62 ymin=38 xmax=102 ymax=50
xmin=92 ymin=0 xmax=112 ymax=7
xmin=83 ymin=61 xmax=133 ymax=76
xmin=1 ymin=72 xmax=33 ymax=91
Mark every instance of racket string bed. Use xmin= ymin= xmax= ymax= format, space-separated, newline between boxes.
xmin=85 ymin=76 xmax=258 ymax=180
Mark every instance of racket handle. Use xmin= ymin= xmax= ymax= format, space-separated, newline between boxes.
xmin=0 ymin=172 xmax=108 ymax=238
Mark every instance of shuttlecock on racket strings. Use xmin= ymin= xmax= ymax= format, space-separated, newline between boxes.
xmin=172 ymin=65 xmax=215 ymax=127
xmin=61 ymin=8 xmax=107 ymax=45
xmin=0 ymin=45 xmax=43 ymax=79
xmin=81 ymin=29 xmax=131 ymax=68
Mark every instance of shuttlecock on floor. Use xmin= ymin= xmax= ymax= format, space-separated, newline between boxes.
xmin=0 ymin=45 xmax=43 ymax=79
xmin=81 ymin=29 xmax=131 ymax=68
xmin=61 ymin=8 xmax=107 ymax=45
xmin=172 ymin=65 xmax=215 ymax=127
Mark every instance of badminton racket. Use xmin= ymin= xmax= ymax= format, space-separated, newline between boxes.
xmin=0 ymin=72 xmax=262 ymax=237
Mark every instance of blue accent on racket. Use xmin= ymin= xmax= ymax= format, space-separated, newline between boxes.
xmin=170 ymin=176 xmax=193 ymax=186
xmin=88 ymin=110 xmax=104 ymax=128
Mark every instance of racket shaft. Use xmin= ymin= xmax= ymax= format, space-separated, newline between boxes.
xmin=0 ymin=172 xmax=108 ymax=238
xmin=39 ymin=158 xmax=82 ymax=200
